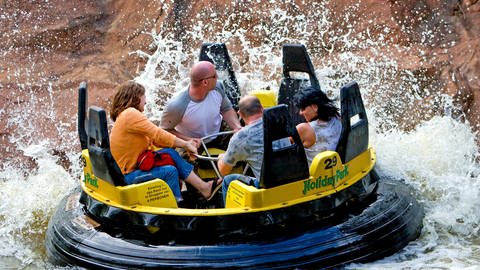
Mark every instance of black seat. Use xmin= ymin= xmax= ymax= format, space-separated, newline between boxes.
xmin=336 ymin=82 xmax=369 ymax=163
xmin=78 ymin=82 xmax=88 ymax=150
xmin=259 ymin=104 xmax=309 ymax=188
xmin=87 ymin=106 xmax=127 ymax=186
xmin=199 ymin=43 xmax=241 ymax=110
xmin=278 ymin=44 xmax=321 ymax=125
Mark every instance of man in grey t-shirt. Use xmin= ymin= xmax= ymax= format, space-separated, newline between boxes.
xmin=160 ymin=61 xmax=241 ymax=149
xmin=218 ymin=95 xmax=289 ymax=204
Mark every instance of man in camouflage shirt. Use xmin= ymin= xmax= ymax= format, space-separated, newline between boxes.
xmin=218 ymin=95 xmax=288 ymax=205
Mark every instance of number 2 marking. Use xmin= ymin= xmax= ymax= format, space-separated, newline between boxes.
xmin=324 ymin=156 xmax=337 ymax=169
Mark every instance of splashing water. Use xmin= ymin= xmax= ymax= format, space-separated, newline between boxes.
xmin=354 ymin=114 xmax=480 ymax=269
xmin=1 ymin=1 xmax=479 ymax=269
xmin=0 ymin=142 xmax=78 ymax=269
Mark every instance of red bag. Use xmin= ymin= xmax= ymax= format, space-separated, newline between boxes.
xmin=137 ymin=150 xmax=175 ymax=171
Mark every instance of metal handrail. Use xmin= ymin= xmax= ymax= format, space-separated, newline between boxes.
xmin=198 ymin=130 xmax=235 ymax=178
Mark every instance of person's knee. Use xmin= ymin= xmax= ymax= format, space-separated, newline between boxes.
xmin=223 ymin=174 xmax=242 ymax=188
xmin=252 ymin=178 xmax=260 ymax=188
xmin=222 ymin=175 xmax=233 ymax=186
xmin=163 ymin=165 xmax=179 ymax=178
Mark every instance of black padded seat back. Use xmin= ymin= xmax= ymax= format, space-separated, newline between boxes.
xmin=87 ymin=106 xmax=126 ymax=186
xmin=336 ymin=82 xmax=369 ymax=163
xmin=278 ymin=44 xmax=321 ymax=125
xmin=78 ymin=82 xmax=88 ymax=150
xmin=260 ymin=104 xmax=309 ymax=188
xmin=278 ymin=77 xmax=311 ymax=125
xmin=199 ymin=43 xmax=241 ymax=110
xmin=281 ymin=44 xmax=320 ymax=86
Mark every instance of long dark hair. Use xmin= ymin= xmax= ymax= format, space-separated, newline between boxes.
xmin=294 ymin=86 xmax=340 ymax=121
xmin=110 ymin=81 xmax=145 ymax=121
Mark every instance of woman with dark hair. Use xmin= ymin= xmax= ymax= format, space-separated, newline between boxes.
xmin=109 ymin=81 xmax=221 ymax=202
xmin=294 ymin=87 xmax=342 ymax=166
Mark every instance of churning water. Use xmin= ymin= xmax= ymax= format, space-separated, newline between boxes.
xmin=1 ymin=1 xmax=479 ymax=269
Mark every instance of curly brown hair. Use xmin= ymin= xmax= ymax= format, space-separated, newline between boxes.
xmin=110 ymin=81 xmax=145 ymax=121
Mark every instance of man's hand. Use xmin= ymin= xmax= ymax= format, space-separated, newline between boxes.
xmin=217 ymin=153 xmax=233 ymax=176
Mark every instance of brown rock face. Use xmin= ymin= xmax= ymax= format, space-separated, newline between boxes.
xmin=1 ymin=0 xmax=479 ymax=170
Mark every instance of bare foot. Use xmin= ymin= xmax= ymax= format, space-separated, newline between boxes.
xmin=201 ymin=178 xmax=223 ymax=200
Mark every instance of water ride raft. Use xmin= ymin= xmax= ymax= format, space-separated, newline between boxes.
xmin=45 ymin=44 xmax=424 ymax=269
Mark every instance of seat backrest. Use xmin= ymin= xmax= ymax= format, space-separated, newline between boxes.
xmin=260 ymin=104 xmax=310 ymax=188
xmin=278 ymin=44 xmax=321 ymax=125
xmin=335 ymin=82 xmax=369 ymax=163
xmin=87 ymin=106 xmax=126 ymax=186
xmin=78 ymin=82 xmax=88 ymax=150
xmin=199 ymin=43 xmax=241 ymax=110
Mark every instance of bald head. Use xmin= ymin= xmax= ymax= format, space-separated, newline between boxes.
xmin=238 ymin=95 xmax=263 ymax=117
xmin=190 ymin=61 xmax=216 ymax=86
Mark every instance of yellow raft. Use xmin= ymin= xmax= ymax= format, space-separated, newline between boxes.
xmin=45 ymin=44 xmax=423 ymax=269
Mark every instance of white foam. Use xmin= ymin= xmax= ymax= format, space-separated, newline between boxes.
xmin=0 ymin=142 xmax=77 ymax=268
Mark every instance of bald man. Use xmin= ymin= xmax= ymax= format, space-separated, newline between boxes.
xmin=160 ymin=61 xmax=241 ymax=149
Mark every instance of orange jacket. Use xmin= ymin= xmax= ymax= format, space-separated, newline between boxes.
xmin=110 ymin=107 xmax=176 ymax=174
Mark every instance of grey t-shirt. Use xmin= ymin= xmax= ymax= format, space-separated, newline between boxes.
xmin=160 ymin=82 xmax=233 ymax=140
xmin=222 ymin=118 xmax=290 ymax=179
xmin=305 ymin=117 xmax=342 ymax=165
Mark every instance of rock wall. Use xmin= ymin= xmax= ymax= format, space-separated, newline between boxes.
xmin=0 ymin=0 xmax=479 ymax=166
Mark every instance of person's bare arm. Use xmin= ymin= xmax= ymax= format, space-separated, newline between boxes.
xmin=222 ymin=109 xmax=242 ymax=132
xmin=166 ymin=129 xmax=202 ymax=148
xmin=217 ymin=153 xmax=233 ymax=176
xmin=296 ymin=123 xmax=316 ymax=148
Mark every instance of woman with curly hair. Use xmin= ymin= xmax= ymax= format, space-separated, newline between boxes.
xmin=110 ymin=81 xmax=221 ymax=202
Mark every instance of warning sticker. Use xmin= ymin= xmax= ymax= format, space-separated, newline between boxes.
xmin=145 ymin=185 xmax=171 ymax=203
